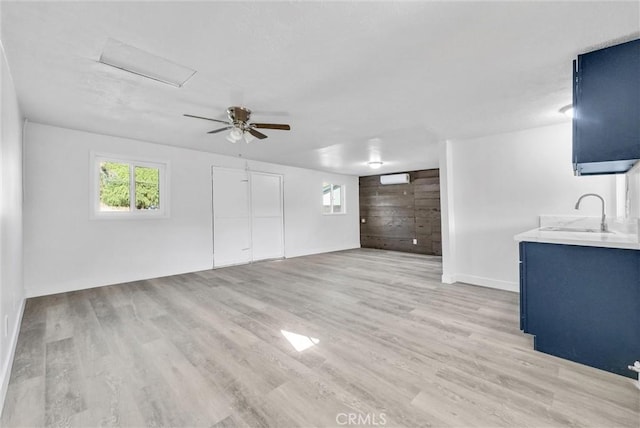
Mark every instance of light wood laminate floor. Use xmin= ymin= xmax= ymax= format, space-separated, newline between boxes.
xmin=2 ymin=249 xmax=638 ymax=427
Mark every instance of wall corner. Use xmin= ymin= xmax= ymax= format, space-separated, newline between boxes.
xmin=439 ymin=140 xmax=456 ymax=283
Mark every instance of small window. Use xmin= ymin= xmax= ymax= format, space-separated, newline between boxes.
xmin=93 ymin=155 xmax=167 ymax=218
xmin=323 ymin=182 xmax=345 ymax=214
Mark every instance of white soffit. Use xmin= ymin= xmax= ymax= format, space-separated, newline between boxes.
xmin=99 ymin=38 xmax=196 ymax=87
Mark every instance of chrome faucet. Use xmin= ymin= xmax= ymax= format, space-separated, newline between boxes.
xmin=574 ymin=193 xmax=607 ymax=232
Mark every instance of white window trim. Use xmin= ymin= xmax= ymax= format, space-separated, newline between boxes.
xmin=323 ymin=182 xmax=346 ymax=215
xmin=90 ymin=152 xmax=170 ymax=219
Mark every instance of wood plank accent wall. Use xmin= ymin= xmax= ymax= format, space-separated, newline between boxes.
xmin=359 ymin=169 xmax=441 ymax=255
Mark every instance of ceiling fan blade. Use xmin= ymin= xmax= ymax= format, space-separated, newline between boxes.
xmin=184 ymin=114 xmax=231 ymax=125
xmin=207 ymin=126 xmax=234 ymax=134
xmin=248 ymin=128 xmax=268 ymax=139
xmin=250 ymin=123 xmax=291 ymax=130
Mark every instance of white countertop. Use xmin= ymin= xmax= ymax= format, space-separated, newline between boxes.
xmin=514 ymin=227 xmax=640 ymax=250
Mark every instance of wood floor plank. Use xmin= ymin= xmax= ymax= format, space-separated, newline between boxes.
xmin=67 ymin=354 xmax=147 ymax=428
xmin=67 ymin=292 xmax=111 ymax=364
xmin=141 ymin=338 xmax=232 ymax=426
xmin=0 ymin=376 xmax=45 ymax=427
xmin=44 ymin=337 xmax=87 ymax=427
xmin=2 ymin=249 xmax=639 ymax=427
xmin=44 ymin=298 xmax=74 ymax=344
xmin=7 ymin=321 xmax=46 ymax=385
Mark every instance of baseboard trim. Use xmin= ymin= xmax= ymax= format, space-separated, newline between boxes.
xmin=441 ymin=273 xmax=457 ymax=284
xmin=445 ymin=273 xmax=518 ymax=293
xmin=285 ymin=245 xmax=361 ymax=259
xmin=0 ymin=297 xmax=26 ymax=417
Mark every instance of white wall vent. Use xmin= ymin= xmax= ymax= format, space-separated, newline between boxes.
xmin=380 ymin=173 xmax=410 ymax=185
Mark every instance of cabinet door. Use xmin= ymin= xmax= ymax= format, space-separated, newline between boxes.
xmin=573 ymin=39 xmax=640 ymax=175
xmin=523 ymin=242 xmax=640 ymax=377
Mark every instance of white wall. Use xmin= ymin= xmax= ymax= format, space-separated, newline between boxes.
xmin=0 ymin=40 xmax=25 ymax=414
xmin=440 ymin=122 xmax=617 ymax=292
xmin=24 ymin=122 xmax=360 ymax=297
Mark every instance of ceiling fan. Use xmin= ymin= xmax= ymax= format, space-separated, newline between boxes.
xmin=184 ymin=106 xmax=291 ymax=143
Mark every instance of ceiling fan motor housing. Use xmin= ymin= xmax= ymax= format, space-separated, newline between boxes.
xmin=227 ymin=106 xmax=251 ymax=126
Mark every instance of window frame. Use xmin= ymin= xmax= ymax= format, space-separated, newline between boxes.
xmin=322 ymin=182 xmax=346 ymax=215
xmin=91 ymin=152 xmax=169 ymax=219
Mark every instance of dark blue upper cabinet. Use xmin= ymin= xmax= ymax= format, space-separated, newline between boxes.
xmin=573 ymin=39 xmax=640 ymax=175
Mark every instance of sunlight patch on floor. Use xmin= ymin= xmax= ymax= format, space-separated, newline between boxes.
xmin=280 ymin=330 xmax=320 ymax=352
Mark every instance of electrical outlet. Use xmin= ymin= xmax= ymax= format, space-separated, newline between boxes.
xmin=361 ymin=218 xmax=366 ymax=223
xmin=412 ymin=238 xmax=417 ymax=245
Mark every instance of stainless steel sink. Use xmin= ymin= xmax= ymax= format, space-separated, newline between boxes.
xmin=539 ymin=226 xmax=612 ymax=233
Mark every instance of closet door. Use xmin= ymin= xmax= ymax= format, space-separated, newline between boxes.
xmin=250 ymin=172 xmax=284 ymax=261
xmin=212 ymin=167 xmax=251 ymax=267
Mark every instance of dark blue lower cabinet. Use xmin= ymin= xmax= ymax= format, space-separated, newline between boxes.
xmin=519 ymin=242 xmax=640 ymax=378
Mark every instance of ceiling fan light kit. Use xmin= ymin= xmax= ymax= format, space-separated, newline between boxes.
xmin=226 ymin=128 xmax=243 ymax=143
xmin=243 ymin=132 xmax=255 ymax=144
xmin=184 ymin=106 xmax=290 ymax=143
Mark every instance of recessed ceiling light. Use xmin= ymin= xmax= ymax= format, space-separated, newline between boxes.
xmin=559 ymin=104 xmax=574 ymax=118
xmin=367 ymin=161 xmax=384 ymax=169
xmin=99 ymin=38 xmax=196 ymax=87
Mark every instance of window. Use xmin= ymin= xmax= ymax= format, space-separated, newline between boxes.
xmin=323 ymin=182 xmax=345 ymax=214
xmin=93 ymin=154 xmax=167 ymax=218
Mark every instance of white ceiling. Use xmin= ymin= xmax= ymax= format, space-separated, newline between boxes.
xmin=1 ymin=1 xmax=638 ymax=176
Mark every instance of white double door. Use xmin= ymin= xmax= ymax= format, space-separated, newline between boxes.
xmin=212 ymin=167 xmax=284 ymax=268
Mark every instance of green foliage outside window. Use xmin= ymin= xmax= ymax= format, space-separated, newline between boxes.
xmin=100 ymin=162 xmax=160 ymax=210
xmin=135 ymin=166 xmax=160 ymax=209
xmin=100 ymin=162 xmax=130 ymax=208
